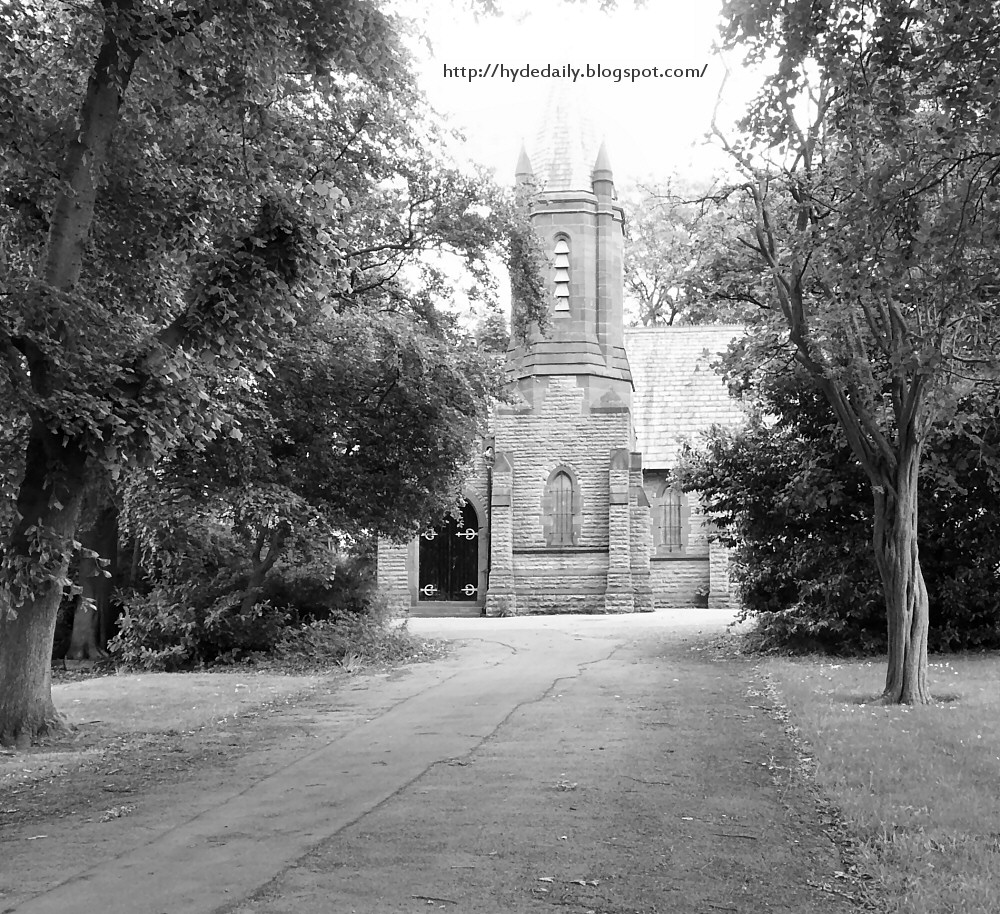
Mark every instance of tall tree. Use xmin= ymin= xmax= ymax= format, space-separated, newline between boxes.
xmin=622 ymin=179 xmax=754 ymax=326
xmin=677 ymin=370 xmax=1000 ymax=655
xmin=0 ymin=1 xmax=542 ymax=745
xmin=126 ymin=309 xmax=498 ymax=628
xmin=710 ymin=0 xmax=1000 ymax=702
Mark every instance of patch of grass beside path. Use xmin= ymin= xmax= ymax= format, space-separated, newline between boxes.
xmin=52 ymin=669 xmax=332 ymax=734
xmin=0 ymin=669 xmax=335 ymax=790
xmin=765 ymin=654 xmax=1000 ymax=914
xmin=2 ymin=618 xmax=444 ymax=789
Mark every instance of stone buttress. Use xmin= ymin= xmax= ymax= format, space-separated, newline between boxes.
xmin=484 ymin=122 xmax=651 ymax=615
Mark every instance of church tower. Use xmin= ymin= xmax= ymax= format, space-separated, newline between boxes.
xmin=506 ymin=102 xmax=632 ymax=401
xmin=375 ymin=96 xmax=658 ymax=617
xmin=483 ymin=100 xmax=652 ymax=616
xmin=374 ymin=95 xmax=744 ymax=615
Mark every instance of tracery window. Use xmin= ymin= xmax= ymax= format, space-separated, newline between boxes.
xmin=656 ymin=486 xmax=686 ymax=553
xmin=550 ymin=471 xmax=575 ymax=545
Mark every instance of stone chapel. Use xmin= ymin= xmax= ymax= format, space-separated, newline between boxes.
xmin=377 ymin=107 xmax=744 ymax=617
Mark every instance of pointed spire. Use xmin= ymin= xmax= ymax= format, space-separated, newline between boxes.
xmin=592 ymin=139 xmax=614 ymax=198
xmin=528 ymin=84 xmax=602 ymax=192
xmin=593 ymin=140 xmax=613 ymax=180
xmin=515 ymin=142 xmax=534 ymax=184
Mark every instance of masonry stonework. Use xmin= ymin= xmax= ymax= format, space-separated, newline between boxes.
xmin=375 ymin=539 xmax=409 ymax=614
xmin=376 ymin=105 xmax=743 ymax=617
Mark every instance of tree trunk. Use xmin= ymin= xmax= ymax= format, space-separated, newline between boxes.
xmin=239 ymin=526 xmax=286 ymax=615
xmin=66 ymin=595 xmax=100 ymax=661
xmin=0 ymin=9 xmax=140 ymax=747
xmin=44 ymin=11 xmax=138 ymax=290
xmin=871 ymin=443 xmax=931 ymax=704
xmin=66 ymin=504 xmax=119 ymax=661
xmin=0 ymin=424 xmax=89 ymax=746
xmin=97 ymin=506 xmax=121 ymax=647
xmin=0 ymin=588 xmax=69 ymax=748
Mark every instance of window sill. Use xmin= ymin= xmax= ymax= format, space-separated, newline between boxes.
xmin=514 ymin=546 xmax=608 ymax=554
xmin=651 ymin=551 xmax=707 ymax=561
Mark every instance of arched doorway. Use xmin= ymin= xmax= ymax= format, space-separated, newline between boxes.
xmin=418 ymin=503 xmax=480 ymax=602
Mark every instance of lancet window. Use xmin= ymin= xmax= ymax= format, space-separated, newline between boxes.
xmin=553 ymin=236 xmax=570 ymax=312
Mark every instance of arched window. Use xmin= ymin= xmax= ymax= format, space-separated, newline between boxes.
xmin=550 ymin=471 xmax=574 ymax=544
xmin=553 ymin=236 xmax=570 ymax=313
xmin=542 ymin=468 xmax=580 ymax=547
xmin=656 ymin=486 xmax=686 ymax=553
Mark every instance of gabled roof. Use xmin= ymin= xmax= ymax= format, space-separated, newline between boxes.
xmin=625 ymin=325 xmax=746 ymax=469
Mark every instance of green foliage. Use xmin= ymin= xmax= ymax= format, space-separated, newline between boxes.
xmin=261 ymin=552 xmax=375 ymax=621
xmin=475 ymin=305 xmax=512 ymax=355
xmin=118 ymin=300 xmax=500 ymax=633
xmin=1 ymin=1 xmax=543 ymax=717
xmin=267 ymin=310 xmax=498 ymax=540
xmin=710 ymin=0 xmax=1000 ymax=473
xmin=0 ymin=0 xmax=553 ymax=743
xmin=271 ymin=608 xmax=428 ymax=671
xmin=917 ymin=404 xmax=1000 ymax=651
xmin=114 ymin=469 xmax=387 ymax=669
xmin=678 ymin=373 xmax=1000 ymax=654
xmin=710 ymin=0 xmax=1000 ymax=699
xmin=1 ymin=0 xmax=539 ymax=615
xmin=1 ymin=1 xmax=392 ymax=477
xmin=109 ymin=533 xmax=380 ymax=670
xmin=621 ymin=178 xmax=754 ymax=327
xmin=506 ymin=211 xmax=548 ymax=344
xmin=107 ymin=508 xmax=283 ymax=669
xmin=111 ymin=587 xmax=290 ymax=671
xmin=680 ymin=418 xmax=884 ymax=655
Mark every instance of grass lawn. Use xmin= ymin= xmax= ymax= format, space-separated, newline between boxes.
xmin=0 ymin=669 xmax=334 ymax=789
xmin=765 ymin=654 xmax=1000 ymax=914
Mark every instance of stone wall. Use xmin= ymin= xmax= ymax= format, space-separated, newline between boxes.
xmin=376 ymin=428 xmax=733 ymax=615
xmin=629 ymin=452 xmax=653 ymax=611
xmin=376 ymin=539 xmax=411 ymax=613
xmin=489 ymin=374 xmax=640 ymax=615
xmin=708 ymin=539 xmax=735 ymax=609
xmin=496 ymin=376 xmax=632 ymax=551
xmin=642 ymin=470 xmax=710 ymax=557
xmin=640 ymin=470 xmax=709 ymax=606
xmin=649 ymin=557 xmax=709 ymax=607
xmin=511 ymin=549 xmax=609 ymax=614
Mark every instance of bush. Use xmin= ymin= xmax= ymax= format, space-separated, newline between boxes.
xmin=110 ymin=585 xmax=290 ymax=670
xmin=110 ymin=536 xmax=380 ymax=669
xmin=268 ymin=597 xmax=436 ymax=670
xmin=261 ymin=551 xmax=375 ymax=621
xmin=679 ymin=374 xmax=1000 ymax=655
xmin=115 ymin=479 xmax=384 ymax=668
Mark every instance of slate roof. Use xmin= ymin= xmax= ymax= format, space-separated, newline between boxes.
xmin=625 ymin=325 xmax=746 ymax=470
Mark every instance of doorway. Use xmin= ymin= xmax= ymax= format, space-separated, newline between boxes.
xmin=418 ymin=503 xmax=480 ymax=602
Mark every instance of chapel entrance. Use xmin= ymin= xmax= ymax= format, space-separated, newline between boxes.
xmin=418 ymin=503 xmax=480 ymax=602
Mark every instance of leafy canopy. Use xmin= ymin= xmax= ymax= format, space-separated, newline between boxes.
xmin=1 ymin=0 xmax=544 ymax=603
xmin=678 ymin=369 xmax=1000 ymax=654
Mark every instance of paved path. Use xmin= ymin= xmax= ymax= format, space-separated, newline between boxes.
xmin=4 ymin=612 xmax=852 ymax=914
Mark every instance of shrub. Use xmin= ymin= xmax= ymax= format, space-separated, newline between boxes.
xmin=110 ymin=585 xmax=290 ymax=670
xmin=271 ymin=597 xmax=433 ymax=670
xmin=678 ymin=374 xmax=1000 ymax=655
xmin=110 ymin=538 xmax=380 ymax=669
xmin=261 ymin=551 xmax=375 ymax=621
xmin=116 ymin=474 xmax=383 ymax=667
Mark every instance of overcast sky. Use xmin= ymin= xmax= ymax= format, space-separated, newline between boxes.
xmin=400 ymin=0 xmax=758 ymax=188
